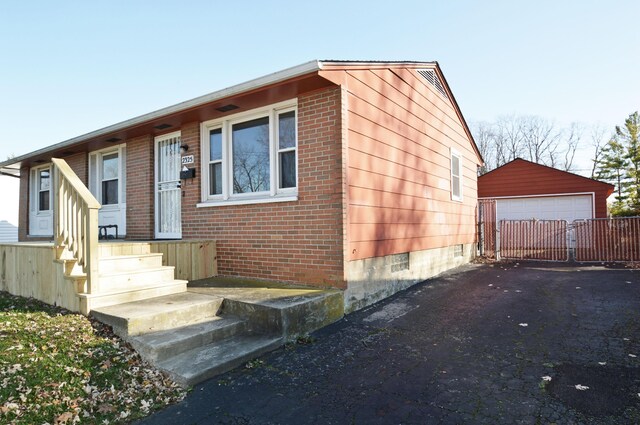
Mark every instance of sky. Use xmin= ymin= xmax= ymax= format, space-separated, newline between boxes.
xmin=0 ymin=0 xmax=638 ymax=225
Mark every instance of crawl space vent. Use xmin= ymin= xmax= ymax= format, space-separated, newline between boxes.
xmin=390 ymin=253 xmax=410 ymax=273
xmin=416 ymin=69 xmax=448 ymax=99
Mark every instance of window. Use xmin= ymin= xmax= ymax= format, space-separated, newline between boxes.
xmin=278 ymin=110 xmax=296 ymax=189
xmin=89 ymin=145 xmax=126 ymax=207
xmin=38 ymin=168 xmax=51 ymax=211
xmin=209 ymin=128 xmax=223 ymax=195
xmin=451 ymin=149 xmax=462 ymax=201
xmin=101 ymin=153 xmax=119 ymax=205
xmin=200 ymin=100 xmax=298 ymax=206
xmin=232 ymin=116 xmax=270 ymax=194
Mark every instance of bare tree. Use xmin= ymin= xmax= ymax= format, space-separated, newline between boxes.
xmin=560 ymin=122 xmax=583 ymax=171
xmin=589 ymin=124 xmax=610 ymax=178
xmin=471 ymin=122 xmax=496 ymax=174
xmin=495 ymin=115 xmax=524 ymax=165
xmin=471 ymin=115 xmax=587 ymax=174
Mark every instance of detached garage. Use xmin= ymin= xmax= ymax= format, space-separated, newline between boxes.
xmin=478 ymin=158 xmax=615 ymax=222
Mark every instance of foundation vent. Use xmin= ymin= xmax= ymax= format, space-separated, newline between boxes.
xmin=417 ymin=69 xmax=448 ymax=99
xmin=390 ymin=253 xmax=410 ymax=273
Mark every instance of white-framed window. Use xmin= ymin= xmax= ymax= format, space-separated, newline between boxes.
xmin=31 ymin=164 xmax=52 ymax=212
xmin=450 ymin=149 xmax=463 ymax=201
xmin=89 ymin=145 xmax=126 ymax=206
xmin=199 ymin=99 xmax=298 ymax=207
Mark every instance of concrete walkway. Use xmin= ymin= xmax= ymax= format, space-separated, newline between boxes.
xmin=138 ymin=262 xmax=640 ymax=424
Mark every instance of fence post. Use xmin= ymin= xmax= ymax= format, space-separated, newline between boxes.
xmin=568 ymin=220 xmax=575 ymax=262
xmin=495 ymin=221 xmax=501 ymax=261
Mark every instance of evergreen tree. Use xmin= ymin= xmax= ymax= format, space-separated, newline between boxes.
xmin=617 ymin=112 xmax=640 ymax=211
xmin=595 ymin=111 xmax=640 ymax=216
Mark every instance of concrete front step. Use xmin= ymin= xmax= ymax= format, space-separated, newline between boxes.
xmin=99 ymin=253 xmax=164 ymax=272
xmin=91 ymin=292 xmax=222 ymax=337
xmin=130 ymin=316 xmax=247 ymax=362
xmin=157 ymin=334 xmax=284 ymax=387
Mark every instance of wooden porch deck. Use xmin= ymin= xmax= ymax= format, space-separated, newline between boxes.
xmin=0 ymin=240 xmax=217 ymax=314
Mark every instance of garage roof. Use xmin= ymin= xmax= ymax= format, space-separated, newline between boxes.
xmin=478 ymin=158 xmax=614 ymax=199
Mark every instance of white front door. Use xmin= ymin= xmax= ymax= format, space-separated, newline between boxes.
xmin=29 ymin=165 xmax=53 ymax=236
xmin=155 ymin=132 xmax=182 ymax=239
xmin=89 ymin=145 xmax=127 ymax=237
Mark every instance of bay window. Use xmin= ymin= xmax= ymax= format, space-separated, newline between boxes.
xmin=200 ymin=100 xmax=298 ymax=206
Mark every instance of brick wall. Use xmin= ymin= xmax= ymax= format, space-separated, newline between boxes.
xmin=65 ymin=153 xmax=87 ymax=185
xmin=181 ymin=87 xmax=346 ymax=287
xmin=125 ymin=135 xmax=155 ymax=239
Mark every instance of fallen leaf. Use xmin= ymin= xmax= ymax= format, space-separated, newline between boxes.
xmin=97 ymin=403 xmax=116 ymax=414
xmin=54 ymin=412 xmax=73 ymax=424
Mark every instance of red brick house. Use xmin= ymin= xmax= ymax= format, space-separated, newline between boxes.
xmin=1 ymin=60 xmax=482 ymax=312
xmin=478 ymin=159 xmax=614 ymax=222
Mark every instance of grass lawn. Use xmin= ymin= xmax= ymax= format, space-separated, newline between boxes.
xmin=0 ymin=291 xmax=186 ymax=424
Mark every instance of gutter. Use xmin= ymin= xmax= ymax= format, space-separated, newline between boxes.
xmin=0 ymin=171 xmax=20 ymax=179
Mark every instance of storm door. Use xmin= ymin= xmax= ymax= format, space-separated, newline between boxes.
xmin=155 ymin=132 xmax=182 ymax=239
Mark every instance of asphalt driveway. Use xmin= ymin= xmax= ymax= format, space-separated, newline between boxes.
xmin=139 ymin=262 xmax=640 ymax=424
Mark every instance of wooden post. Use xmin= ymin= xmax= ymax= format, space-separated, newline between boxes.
xmin=85 ymin=206 xmax=99 ymax=294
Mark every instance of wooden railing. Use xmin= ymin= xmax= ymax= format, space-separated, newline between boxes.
xmin=52 ymin=158 xmax=101 ymax=293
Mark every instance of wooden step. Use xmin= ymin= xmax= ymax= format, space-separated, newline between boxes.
xmin=98 ymin=267 xmax=176 ymax=291
xmin=80 ymin=280 xmax=188 ymax=313
xmin=98 ymin=242 xmax=152 ymax=257
xmin=99 ymin=253 xmax=164 ymax=272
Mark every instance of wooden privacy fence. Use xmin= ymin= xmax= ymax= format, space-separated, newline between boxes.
xmin=499 ymin=220 xmax=569 ymax=261
xmin=574 ymin=217 xmax=640 ymax=262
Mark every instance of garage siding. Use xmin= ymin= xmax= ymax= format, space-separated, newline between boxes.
xmin=496 ymin=195 xmax=593 ymax=223
xmin=478 ymin=159 xmax=614 ymax=218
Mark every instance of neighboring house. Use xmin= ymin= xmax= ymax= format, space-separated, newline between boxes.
xmin=478 ymin=158 xmax=615 ymax=222
xmin=0 ymin=220 xmax=18 ymax=242
xmin=0 ymin=60 xmax=482 ymax=312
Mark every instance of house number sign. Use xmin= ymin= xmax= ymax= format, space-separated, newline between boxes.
xmin=181 ymin=155 xmax=195 ymax=165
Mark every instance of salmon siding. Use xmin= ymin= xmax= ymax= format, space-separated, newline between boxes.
xmin=320 ymin=66 xmax=480 ymax=261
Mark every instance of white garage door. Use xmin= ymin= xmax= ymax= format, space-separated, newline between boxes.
xmin=496 ymin=195 xmax=593 ymax=223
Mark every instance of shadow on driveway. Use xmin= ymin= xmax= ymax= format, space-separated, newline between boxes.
xmin=138 ymin=262 xmax=640 ymax=424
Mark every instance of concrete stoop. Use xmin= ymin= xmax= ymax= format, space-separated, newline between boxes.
xmin=91 ymin=284 xmax=344 ymax=387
